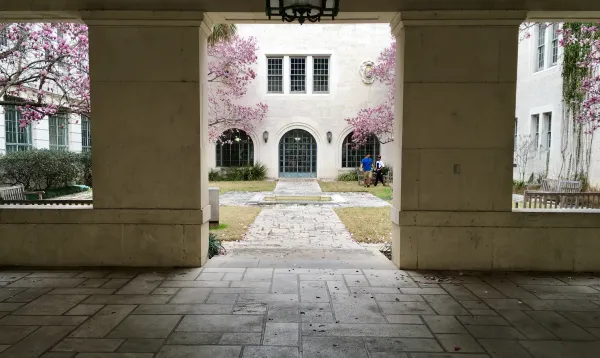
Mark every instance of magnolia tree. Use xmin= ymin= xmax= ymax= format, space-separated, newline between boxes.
xmin=0 ymin=23 xmax=90 ymax=126
xmin=207 ymin=36 xmax=268 ymax=141
xmin=344 ymin=40 xmax=395 ymax=146
xmin=1 ymin=23 xmax=266 ymax=137
xmin=560 ymin=24 xmax=600 ymax=131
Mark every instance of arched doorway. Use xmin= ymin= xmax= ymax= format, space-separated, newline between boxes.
xmin=279 ymin=129 xmax=317 ymax=178
xmin=341 ymin=132 xmax=381 ymax=168
xmin=216 ymin=129 xmax=254 ymax=167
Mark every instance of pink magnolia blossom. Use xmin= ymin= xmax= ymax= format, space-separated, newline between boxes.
xmin=560 ymin=24 xmax=600 ymax=132
xmin=207 ymin=35 xmax=268 ymax=140
xmin=345 ymin=40 xmax=395 ymax=146
xmin=0 ymin=23 xmax=90 ymax=126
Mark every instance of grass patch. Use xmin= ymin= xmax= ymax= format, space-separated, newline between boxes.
xmin=209 ymin=181 xmax=275 ymax=194
xmin=210 ymin=206 xmax=261 ymax=241
xmin=319 ymin=181 xmax=392 ymax=201
xmin=335 ymin=207 xmax=391 ymax=244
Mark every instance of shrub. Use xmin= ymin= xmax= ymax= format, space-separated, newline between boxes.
xmin=80 ymin=151 xmax=93 ymax=187
xmin=208 ymin=232 xmax=225 ymax=258
xmin=337 ymin=171 xmax=358 ymax=181
xmin=0 ymin=149 xmax=86 ymax=190
xmin=210 ymin=163 xmax=268 ymax=181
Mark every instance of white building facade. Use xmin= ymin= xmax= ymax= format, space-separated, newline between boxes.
xmin=207 ymin=24 xmax=395 ymax=179
xmin=0 ymin=107 xmax=89 ymax=155
xmin=515 ymin=23 xmax=600 ymax=186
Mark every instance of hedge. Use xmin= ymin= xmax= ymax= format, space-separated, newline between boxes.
xmin=0 ymin=149 xmax=92 ymax=190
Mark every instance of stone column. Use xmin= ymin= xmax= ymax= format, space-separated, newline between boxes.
xmin=85 ymin=11 xmax=212 ymax=265
xmin=391 ymin=11 xmax=526 ymax=269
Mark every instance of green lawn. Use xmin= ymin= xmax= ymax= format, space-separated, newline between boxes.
xmin=209 ymin=181 xmax=276 ymax=194
xmin=210 ymin=206 xmax=261 ymax=241
xmin=335 ymin=207 xmax=391 ymax=244
xmin=318 ymin=181 xmax=393 ymax=201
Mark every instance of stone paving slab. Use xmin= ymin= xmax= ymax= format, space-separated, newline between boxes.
xmin=1 ymin=268 xmax=599 ymax=357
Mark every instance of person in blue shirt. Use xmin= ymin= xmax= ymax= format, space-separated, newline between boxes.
xmin=360 ymin=153 xmax=373 ymax=187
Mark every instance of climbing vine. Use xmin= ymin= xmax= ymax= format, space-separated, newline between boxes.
xmin=558 ymin=23 xmax=600 ymax=183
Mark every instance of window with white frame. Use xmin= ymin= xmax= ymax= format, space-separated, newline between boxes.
xmin=536 ymin=24 xmax=546 ymax=71
xmin=81 ymin=115 xmax=91 ymax=152
xmin=290 ymin=57 xmax=306 ymax=93
xmin=551 ymin=23 xmax=559 ymax=65
xmin=313 ymin=57 xmax=330 ymax=93
xmin=543 ymin=112 xmax=552 ymax=150
xmin=4 ymin=106 xmax=32 ymax=152
xmin=267 ymin=57 xmax=283 ymax=93
xmin=49 ymin=114 xmax=69 ymax=151
xmin=531 ymin=114 xmax=540 ymax=150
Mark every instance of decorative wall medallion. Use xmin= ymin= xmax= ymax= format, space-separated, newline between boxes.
xmin=360 ymin=60 xmax=375 ymax=84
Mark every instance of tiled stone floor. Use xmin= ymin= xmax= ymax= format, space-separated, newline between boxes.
xmin=1 ymin=268 xmax=600 ymax=357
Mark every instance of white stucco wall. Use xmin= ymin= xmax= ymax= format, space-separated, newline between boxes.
xmin=514 ymin=24 xmax=564 ymax=182
xmin=208 ymin=24 xmax=394 ymax=179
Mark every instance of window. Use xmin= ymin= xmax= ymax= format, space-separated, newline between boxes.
xmin=49 ymin=114 xmax=69 ymax=151
xmin=0 ymin=27 xmax=7 ymax=47
xmin=4 ymin=106 xmax=32 ymax=152
xmin=531 ymin=114 xmax=540 ymax=150
xmin=290 ymin=57 xmax=306 ymax=93
xmin=514 ymin=118 xmax=518 ymax=150
xmin=313 ymin=57 xmax=330 ymax=93
xmin=81 ymin=115 xmax=91 ymax=152
xmin=551 ymin=23 xmax=559 ymax=65
xmin=544 ymin=112 xmax=552 ymax=150
xmin=216 ymin=129 xmax=254 ymax=167
xmin=536 ymin=23 xmax=546 ymax=71
xmin=267 ymin=57 xmax=283 ymax=93
xmin=342 ymin=132 xmax=381 ymax=168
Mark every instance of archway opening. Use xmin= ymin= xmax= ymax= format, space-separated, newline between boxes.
xmin=341 ymin=132 xmax=381 ymax=168
xmin=216 ymin=129 xmax=254 ymax=167
xmin=279 ymin=128 xmax=317 ymax=178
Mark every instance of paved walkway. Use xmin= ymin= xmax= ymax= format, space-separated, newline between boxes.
xmin=0 ymin=269 xmax=599 ymax=357
xmin=2 ymin=180 xmax=599 ymax=357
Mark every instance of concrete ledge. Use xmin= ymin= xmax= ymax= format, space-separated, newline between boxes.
xmin=391 ymin=209 xmax=600 ymax=272
xmin=0 ymin=208 xmax=209 ymax=267
xmin=0 ymin=222 xmax=207 ymax=267
xmin=0 ymin=207 xmax=205 ymax=225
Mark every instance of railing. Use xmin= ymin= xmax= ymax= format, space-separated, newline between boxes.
xmin=522 ymin=191 xmax=600 ymax=209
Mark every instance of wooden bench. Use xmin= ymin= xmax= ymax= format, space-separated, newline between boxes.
xmin=527 ymin=178 xmax=582 ymax=193
xmin=523 ymin=191 xmax=600 ymax=209
xmin=0 ymin=184 xmax=44 ymax=200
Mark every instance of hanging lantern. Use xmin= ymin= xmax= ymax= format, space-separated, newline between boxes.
xmin=266 ymin=0 xmax=340 ymax=25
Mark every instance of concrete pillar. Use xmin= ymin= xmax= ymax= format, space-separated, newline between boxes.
xmin=85 ymin=11 xmax=212 ymax=265
xmin=391 ymin=11 xmax=526 ymax=269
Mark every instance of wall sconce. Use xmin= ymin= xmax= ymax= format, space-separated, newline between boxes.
xmin=326 ymin=131 xmax=332 ymax=144
xmin=263 ymin=131 xmax=269 ymax=143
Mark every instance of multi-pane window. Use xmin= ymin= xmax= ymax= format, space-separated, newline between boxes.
xmin=267 ymin=57 xmax=283 ymax=93
xmin=4 ymin=106 xmax=32 ymax=152
xmin=532 ymin=114 xmax=540 ymax=150
xmin=216 ymin=129 xmax=254 ymax=167
xmin=313 ymin=57 xmax=330 ymax=93
xmin=342 ymin=132 xmax=381 ymax=168
xmin=536 ymin=24 xmax=546 ymax=71
xmin=551 ymin=23 xmax=559 ymax=65
xmin=0 ymin=27 xmax=7 ymax=47
xmin=544 ymin=112 xmax=552 ymax=150
xmin=81 ymin=115 xmax=91 ymax=152
xmin=49 ymin=114 xmax=69 ymax=151
xmin=290 ymin=57 xmax=306 ymax=93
